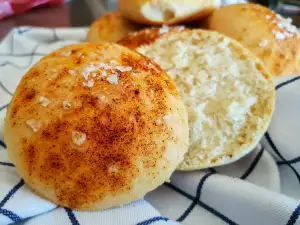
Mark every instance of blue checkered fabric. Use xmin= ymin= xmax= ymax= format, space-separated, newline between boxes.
xmin=0 ymin=27 xmax=299 ymax=225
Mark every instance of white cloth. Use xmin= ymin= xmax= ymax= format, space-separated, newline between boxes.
xmin=0 ymin=27 xmax=299 ymax=225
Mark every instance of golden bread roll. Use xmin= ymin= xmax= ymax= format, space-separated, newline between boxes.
xmin=119 ymin=29 xmax=275 ymax=170
xmin=87 ymin=11 xmax=142 ymax=43
xmin=4 ymin=43 xmax=189 ymax=210
xmin=118 ymin=0 xmax=221 ymax=25
xmin=205 ymin=3 xmax=300 ymax=76
xmin=119 ymin=25 xmax=185 ymax=49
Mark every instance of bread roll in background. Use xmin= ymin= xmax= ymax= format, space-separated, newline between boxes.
xmin=205 ymin=3 xmax=300 ymax=76
xmin=87 ymin=11 xmax=142 ymax=43
xmin=119 ymin=29 xmax=275 ymax=170
xmin=4 ymin=43 xmax=189 ymax=210
xmin=119 ymin=25 xmax=185 ymax=49
xmin=118 ymin=0 xmax=221 ymax=25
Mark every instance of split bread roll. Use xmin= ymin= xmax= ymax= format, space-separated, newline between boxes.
xmin=87 ymin=11 xmax=142 ymax=43
xmin=118 ymin=0 xmax=221 ymax=25
xmin=119 ymin=29 xmax=275 ymax=170
xmin=4 ymin=43 xmax=189 ymax=210
xmin=205 ymin=3 xmax=300 ymax=76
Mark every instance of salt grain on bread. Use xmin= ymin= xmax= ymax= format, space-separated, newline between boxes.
xmin=118 ymin=0 xmax=221 ymax=25
xmin=87 ymin=11 xmax=142 ymax=43
xmin=205 ymin=3 xmax=300 ymax=76
xmin=119 ymin=29 xmax=275 ymax=170
xmin=4 ymin=43 xmax=189 ymax=210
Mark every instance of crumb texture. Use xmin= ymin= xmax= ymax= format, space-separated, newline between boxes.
xmin=126 ymin=29 xmax=275 ymax=169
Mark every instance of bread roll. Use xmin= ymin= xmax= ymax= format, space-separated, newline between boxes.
xmin=118 ymin=0 xmax=221 ymax=25
xmin=119 ymin=29 xmax=275 ymax=170
xmin=87 ymin=11 xmax=142 ymax=43
xmin=4 ymin=43 xmax=189 ymax=210
xmin=205 ymin=3 xmax=300 ymax=76
xmin=119 ymin=25 xmax=185 ymax=49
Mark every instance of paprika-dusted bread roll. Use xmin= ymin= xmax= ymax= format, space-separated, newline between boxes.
xmin=87 ymin=11 xmax=142 ymax=43
xmin=4 ymin=42 xmax=189 ymax=210
xmin=119 ymin=25 xmax=185 ymax=49
xmin=118 ymin=0 xmax=221 ymax=25
xmin=119 ymin=29 xmax=275 ymax=170
xmin=205 ymin=3 xmax=300 ymax=76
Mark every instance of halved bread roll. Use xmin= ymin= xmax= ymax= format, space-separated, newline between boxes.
xmin=119 ymin=29 xmax=275 ymax=170
xmin=4 ymin=42 xmax=189 ymax=210
xmin=205 ymin=3 xmax=300 ymax=76
xmin=118 ymin=0 xmax=221 ymax=25
xmin=87 ymin=11 xmax=142 ymax=43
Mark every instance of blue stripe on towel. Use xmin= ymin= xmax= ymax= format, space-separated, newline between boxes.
xmin=17 ymin=28 xmax=32 ymax=35
xmin=241 ymin=147 xmax=264 ymax=180
xmin=286 ymin=204 xmax=300 ymax=225
xmin=0 ymin=162 xmax=14 ymax=167
xmin=0 ymin=140 xmax=6 ymax=149
xmin=0 ymin=179 xmax=24 ymax=208
xmin=177 ymin=172 xmax=215 ymax=222
xmin=137 ymin=216 xmax=168 ymax=225
xmin=0 ymin=81 xmax=13 ymax=96
xmin=278 ymin=156 xmax=300 ymax=165
xmin=65 ymin=208 xmax=80 ymax=225
xmin=165 ymin=182 xmax=238 ymax=225
xmin=265 ymin=132 xmax=300 ymax=183
xmin=276 ymin=76 xmax=300 ymax=90
xmin=0 ymin=208 xmax=21 ymax=222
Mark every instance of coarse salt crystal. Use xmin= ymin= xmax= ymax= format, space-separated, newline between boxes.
xmin=276 ymin=14 xmax=299 ymax=35
xmin=39 ymin=96 xmax=49 ymax=107
xmin=265 ymin=15 xmax=271 ymax=20
xmin=110 ymin=60 xmax=118 ymax=65
xmin=98 ymin=95 xmax=106 ymax=102
xmin=163 ymin=114 xmax=170 ymax=121
xmin=63 ymin=101 xmax=71 ymax=109
xmin=26 ymin=119 xmax=41 ymax=132
xmin=156 ymin=119 xmax=161 ymax=125
xmin=177 ymin=26 xmax=185 ymax=31
xmin=115 ymin=66 xmax=127 ymax=72
xmin=98 ymin=62 xmax=111 ymax=70
xmin=92 ymin=73 xmax=97 ymax=78
xmin=101 ymin=71 xmax=107 ymax=77
xmin=82 ymin=64 xmax=98 ymax=80
xmin=259 ymin=39 xmax=269 ymax=47
xmin=61 ymin=51 xmax=71 ymax=57
xmin=83 ymin=79 xmax=94 ymax=88
xmin=72 ymin=131 xmax=86 ymax=146
xmin=69 ymin=69 xmax=76 ymax=76
xmin=159 ymin=25 xmax=169 ymax=34
xmin=125 ymin=67 xmax=132 ymax=71
xmin=107 ymin=74 xmax=118 ymax=85
xmin=273 ymin=31 xmax=285 ymax=40
xmin=98 ymin=63 xmax=106 ymax=68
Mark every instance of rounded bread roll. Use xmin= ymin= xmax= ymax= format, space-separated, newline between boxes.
xmin=205 ymin=3 xmax=300 ymax=76
xmin=87 ymin=11 xmax=142 ymax=43
xmin=4 ymin=43 xmax=189 ymax=210
xmin=118 ymin=0 xmax=221 ymax=25
xmin=119 ymin=29 xmax=275 ymax=170
xmin=119 ymin=25 xmax=185 ymax=49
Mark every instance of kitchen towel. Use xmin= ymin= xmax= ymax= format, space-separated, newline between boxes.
xmin=0 ymin=27 xmax=299 ymax=225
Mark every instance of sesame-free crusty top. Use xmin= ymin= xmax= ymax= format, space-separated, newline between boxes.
xmin=4 ymin=42 xmax=189 ymax=210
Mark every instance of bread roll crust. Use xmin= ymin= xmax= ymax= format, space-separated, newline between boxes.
xmin=118 ymin=26 xmax=185 ymax=49
xmin=4 ymin=43 xmax=189 ymax=210
xmin=205 ymin=3 xmax=300 ymax=76
xmin=120 ymin=29 xmax=275 ymax=170
xmin=87 ymin=11 xmax=142 ymax=43
xmin=118 ymin=0 xmax=221 ymax=25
